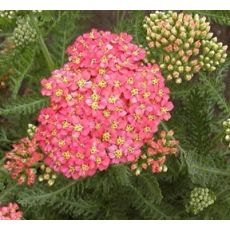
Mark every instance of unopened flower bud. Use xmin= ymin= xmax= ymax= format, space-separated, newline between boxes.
xmin=48 ymin=180 xmax=55 ymax=186
xmin=225 ymin=135 xmax=230 ymax=142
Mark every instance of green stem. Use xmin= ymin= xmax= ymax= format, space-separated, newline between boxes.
xmin=192 ymin=164 xmax=230 ymax=177
xmin=30 ymin=16 xmax=55 ymax=72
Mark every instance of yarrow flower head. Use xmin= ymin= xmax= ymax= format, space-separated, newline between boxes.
xmin=12 ymin=16 xmax=37 ymax=48
xmin=143 ymin=11 xmax=228 ymax=84
xmin=4 ymin=137 xmax=43 ymax=185
xmin=35 ymin=29 xmax=174 ymax=180
xmin=186 ymin=187 xmax=216 ymax=215
xmin=0 ymin=202 xmax=23 ymax=220
xmin=131 ymin=130 xmax=179 ymax=175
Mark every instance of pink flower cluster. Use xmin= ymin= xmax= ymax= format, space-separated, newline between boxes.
xmin=131 ymin=130 xmax=179 ymax=175
xmin=35 ymin=29 xmax=173 ymax=179
xmin=4 ymin=137 xmax=43 ymax=185
xmin=0 ymin=203 xmax=23 ymax=220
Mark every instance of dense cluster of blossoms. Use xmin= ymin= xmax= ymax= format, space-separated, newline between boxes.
xmin=0 ymin=203 xmax=23 ymax=220
xmin=186 ymin=187 xmax=216 ymax=215
xmin=12 ymin=17 xmax=37 ymax=47
xmin=131 ymin=130 xmax=179 ymax=175
xmin=223 ymin=118 xmax=230 ymax=148
xmin=27 ymin=123 xmax=37 ymax=139
xmin=143 ymin=11 xmax=228 ymax=84
xmin=35 ymin=29 xmax=174 ymax=180
xmin=4 ymin=137 xmax=43 ymax=185
xmin=38 ymin=164 xmax=57 ymax=186
xmin=0 ymin=10 xmax=17 ymax=19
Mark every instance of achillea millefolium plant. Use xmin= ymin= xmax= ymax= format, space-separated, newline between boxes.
xmin=1 ymin=10 xmax=230 ymax=220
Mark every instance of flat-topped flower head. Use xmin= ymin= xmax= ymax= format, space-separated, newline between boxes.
xmin=4 ymin=137 xmax=43 ymax=185
xmin=143 ymin=11 xmax=228 ymax=83
xmin=35 ymin=29 xmax=174 ymax=179
xmin=0 ymin=203 xmax=23 ymax=220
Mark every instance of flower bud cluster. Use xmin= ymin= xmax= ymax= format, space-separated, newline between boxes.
xmin=12 ymin=17 xmax=37 ymax=48
xmin=143 ymin=11 xmax=228 ymax=83
xmin=4 ymin=137 xmax=43 ymax=185
xmin=27 ymin=123 xmax=37 ymax=139
xmin=186 ymin=187 xmax=216 ymax=215
xmin=0 ymin=10 xmax=17 ymax=20
xmin=38 ymin=164 xmax=57 ymax=186
xmin=223 ymin=118 xmax=230 ymax=148
xmin=131 ymin=130 xmax=179 ymax=176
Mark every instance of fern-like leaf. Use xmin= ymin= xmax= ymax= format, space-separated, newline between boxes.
xmin=0 ymin=96 xmax=49 ymax=116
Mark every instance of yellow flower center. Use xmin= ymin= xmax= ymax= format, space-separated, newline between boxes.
xmin=69 ymin=166 xmax=75 ymax=173
xmin=77 ymin=94 xmax=84 ymax=101
xmin=161 ymin=107 xmax=168 ymax=113
xmin=114 ymin=80 xmax=121 ymax=88
xmin=103 ymin=110 xmax=111 ymax=118
xmin=148 ymin=115 xmax=155 ymax=121
xmin=158 ymin=90 xmax=164 ymax=96
xmin=101 ymin=56 xmax=108 ymax=63
xmin=90 ymin=146 xmax=97 ymax=154
xmin=77 ymin=79 xmax=86 ymax=88
xmin=111 ymin=121 xmax=119 ymax=129
xmin=62 ymin=121 xmax=69 ymax=128
xmin=98 ymin=80 xmax=107 ymax=88
xmin=102 ymin=132 xmax=111 ymax=141
xmin=126 ymin=124 xmax=134 ymax=132
xmin=144 ymin=126 xmax=151 ymax=133
xmin=91 ymin=93 xmax=100 ymax=101
xmin=116 ymin=137 xmax=125 ymax=145
xmin=91 ymin=101 xmax=98 ymax=110
xmin=55 ymin=89 xmax=63 ymax=97
xmin=74 ymin=124 xmax=83 ymax=132
xmin=76 ymin=152 xmax=84 ymax=159
xmin=73 ymin=57 xmax=81 ymax=64
xmin=96 ymin=157 xmax=101 ymax=164
xmin=127 ymin=77 xmax=134 ymax=85
xmin=58 ymin=140 xmax=65 ymax=147
xmin=114 ymin=149 xmax=123 ymax=158
xmin=45 ymin=83 xmax=52 ymax=89
xmin=134 ymin=113 xmax=141 ymax=120
xmin=81 ymin=164 xmax=89 ymax=171
xmin=108 ymin=96 xmax=117 ymax=104
xmin=51 ymin=129 xmax=57 ymax=136
xmin=63 ymin=77 xmax=68 ymax=83
xmin=99 ymin=68 xmax=106 ymax=75
xmin=128 ymin=147 xmax=134 ymax=153
xmin=65 ymin=94 xmax=72 ymax=101
xmin=89 ymin=32 xmax=94 ymax=39
xmin=131 ymin=88 xmax=138 ymax=96
xmin=143 ymin=92 xmax=151 ymax=98
xmin=152 ymin=78 xmax=159 ymax=85
xmin=63 ymin=151 xmax=71 ymax=159
xmin=139 ymin=104 xmax=146 ymax=109
xmin=95 ymin=123 xmax=101 ymax=129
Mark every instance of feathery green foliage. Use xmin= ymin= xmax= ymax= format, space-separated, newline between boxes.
xmin=1 ymin=10 xmax=230 ymax=220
